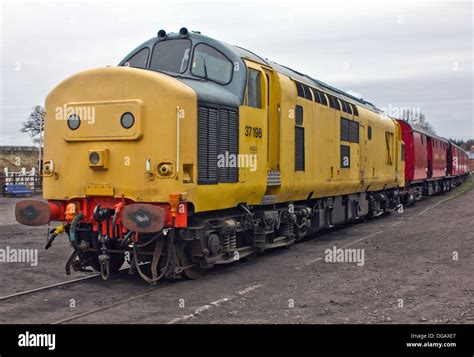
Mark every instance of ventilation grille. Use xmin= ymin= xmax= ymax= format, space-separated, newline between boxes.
xmin=198 ymin=104 xmax=239 ymax=184
xmin=295 ymin=126 xmax=305 ymax=171
xmin=227 ymin=110 xmax=239 ymax=182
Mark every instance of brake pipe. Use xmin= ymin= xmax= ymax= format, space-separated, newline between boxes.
xmin=111 ymin=202 xmax=125 ymax=239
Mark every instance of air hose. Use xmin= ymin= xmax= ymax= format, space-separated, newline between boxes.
xmin=111 ymin=209 xmax=119 ymax=239
xmin=133 ymin=218 xmax=175 ymax=284
xmin=45 ymin=223 xmax=65 ymax=250
xmin=133 ymin=237 xmax=171 ymax=284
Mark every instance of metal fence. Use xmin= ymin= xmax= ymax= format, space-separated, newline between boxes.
xmin=1 ymin=171 xmax=43 ymax=195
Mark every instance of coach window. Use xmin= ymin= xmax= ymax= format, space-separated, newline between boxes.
xmin=350 ymin=121 xmax=359 ymax=143
xmin=311 ymin=88 xmax=321 ymax=103
xmin=295 ymin=82 xmax=305 ymax=98
xmin=351 ymin=104 xmax=359 ymax=116
xmin=368 ymin=126 xmax=372 ymax=140
xmin=401 ymin=143 xmax=405 ymax=161
xmin=327 ymin=95 xmax=334 ymax=109
xmin=345 ymin=101 xmax=353 ymax=115
xmin=302 ymin=84 xmax=312 ymax=100
xmin=340 ymin=118 xmax=350 ymax=142
xmin=125 ymin=47 xmax=150 ymax=68
xmin=319 ymin=91 xmax=328 ymax=106
xmin=340 ymin=101 xmax=346 ymax=113
xmin=246 ymin=68 xmax=262 ymax=108
xmin=342 ymin=101 xmax=348 ymax=113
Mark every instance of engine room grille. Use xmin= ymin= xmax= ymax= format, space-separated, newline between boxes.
xmin=295 ymin=126 xmax=305 ymax=171
xmin=198 ymin=104 xmax=239 ymax=184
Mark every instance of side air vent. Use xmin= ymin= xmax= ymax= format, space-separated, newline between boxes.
xmin=295 ymin=126 xmax=305 ymax=171
xmin=198 ymin=104 xmax=239 ymax=184
xmin=227 ymin=109 xmax=239 ymax=182
xmin=198 ymin=106 xmax=218 ymax=183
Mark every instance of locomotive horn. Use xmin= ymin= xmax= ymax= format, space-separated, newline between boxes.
xmin=157 ymin=29 xmax=167 ymax=40
xmin=121 ymin=204 xmax=165 ymax=233
xmin=179 ymin=27 xmax=189 ymax=38
xmin=15 ymin=200 xmax=51 ymax=226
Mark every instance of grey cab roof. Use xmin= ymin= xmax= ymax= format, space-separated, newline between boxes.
xmin=120 ymin=30 xmax=381 ymax=112
xmin=119 ymin=31 xmax=247 ymax=108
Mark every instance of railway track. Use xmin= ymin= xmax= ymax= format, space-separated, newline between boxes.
xmin=0 ymin=274 xmax=101 ymax=302
xmin=0 ymin=263 xmax=173 ymax=325
xmin=48 ymin=286 xmax=163 ymax=324
xmin=0 ymin=263 xmax=153 ymax=303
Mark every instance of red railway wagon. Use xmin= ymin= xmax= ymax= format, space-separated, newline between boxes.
xmin=396 ymin=119 xmax=469 ymax=200
xmin=449 ymin=143 xmax=470 ymax=176
xmin=427 ymin=136 xmax=449 ymax=179
xmin=397 ymin=120 xmax=428 ymax=184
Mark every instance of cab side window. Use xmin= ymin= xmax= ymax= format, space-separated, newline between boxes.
xmin=246 ymin=68 xmax=261 ymax=108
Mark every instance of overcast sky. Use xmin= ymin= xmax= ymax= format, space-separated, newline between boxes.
xmin=0 ymin=0 xmax=472 ymax=145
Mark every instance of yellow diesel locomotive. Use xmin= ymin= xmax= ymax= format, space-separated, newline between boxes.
xmin=16 ymin=28 xmax=404 ymax=283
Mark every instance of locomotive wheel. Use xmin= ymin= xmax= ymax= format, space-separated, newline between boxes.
xmin=179 ymin=243 xmax=204 ymax=280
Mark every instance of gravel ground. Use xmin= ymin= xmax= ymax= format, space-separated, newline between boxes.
xmin=0 ymin=177 xmax=472 ymax=324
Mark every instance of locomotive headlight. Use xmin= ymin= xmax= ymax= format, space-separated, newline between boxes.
xmin=68 ymin=114 xmax=81 ymax=130
xmin=120 ymin=112 xmax=135 ymax=129
xmin=89 ymin=151 xmax=101 ymax=165
xmin=88 ymin=149 xmax=109 ymax=169
xmin=156 ymin=162 xmax=175 ymax=178
xmin=43 ymin=160 xmax=55 ymax=176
